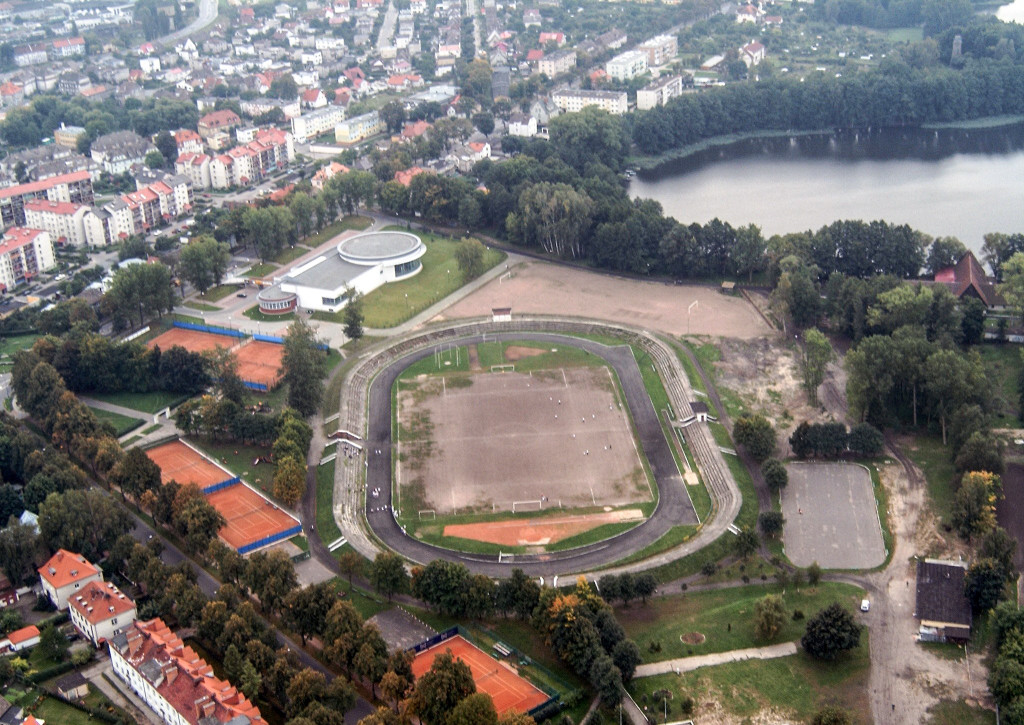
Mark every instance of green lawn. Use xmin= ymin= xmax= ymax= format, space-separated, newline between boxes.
xmin=629 ymin=643 xmax=871 ymax=724
xmin=202 ymin=283 xmax=243 ymax=301
xmin=886 ymin=27 xmax=924 ymax=42
xmin=88 ymin=406 xmax=145 ymax=436
xmin=330 ymin=576 xmax=391 ymax=620
xmin=182 ymin=300 xmax=220 ymax=312
xmin=244 ymin=262 xmax=278 ymax=277
xmin=273 ymin=245 xmax=310 ymax=265
xmin=904 ymin=434 xmax=956 ymax=526
xmin=321 ymin=229 xmax=504 ymax=328
xmin=188 ymin=437 xmax=278 ymax=500
xmin=0 ymin=334 xmax=40 ymax=360
xmin=142 ymin=424 xmax=162 ymax=435
xmin=620 ymin=582 xmax=864 ymax=662
xmin=303 ymin=216 xmax=373 ymax=248
xmin=927 ymin=699 xmax=997 ymax=724
xmin=977 ymin=344 xmax=1021 ymax=425
xmin=28 ymin=694 xmax=109 ymax=725
xmin=88 ymin=390 xmax=185 ymax=414
xmin=316 ymin=458 xmax=344 ymax=546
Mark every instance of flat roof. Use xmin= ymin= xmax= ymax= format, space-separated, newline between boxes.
xmin=285 ymin=253 xmax=366 ymax=292
xmin=338 ymin=230 xmax=422 ymax=262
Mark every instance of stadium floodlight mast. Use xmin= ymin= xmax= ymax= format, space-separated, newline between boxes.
xmin=687 ymin=300 xmax=698 ymax=335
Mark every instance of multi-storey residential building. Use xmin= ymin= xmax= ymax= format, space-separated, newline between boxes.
xmin=69 ymin=580 xmax=137 ymax=647
xmin=606 ymin=49 xmax=648 ymax=80
xmin=636 ymin=74 xmax=684 ymax=110
xmin=53 ymin=124 xmax=87 ymax=148
xmin=291 ymin=105 xmax=346 ymax=142
xmin=596 ymin=29 xmax=627 ymax=50
xmin=38 ymin=550 xmax=101 ymax=609
xmin=208 ymin=129 xmax=294 ymax=189
xmin=637 ymin=34 xmax=678 ymax=66
xmin=0 ymin=171 xmax=94 ymax=230
xmin=335 ymin=111 xmax=385 ymax=144
xmin=13 ymin=42 xmax=48 ymax=67
xmin=98 ymin=178 xmax=194 ymax=239
xmin=175 ymin=152 xmax=212 ymax=189
xmin=90 ymin=131 xmax=156 ymax=174
xmin=51 ymin=37 xmax=86 ymax=58
xmin=552 ymin=89 xmax=629 ymax=115
xmin=538 ymin=50 xmax=576 ymax=77
xmin=23 ymin=199 xmax=91 ymax=246
xmin=110 ymin=618 xmax=266 ymax=725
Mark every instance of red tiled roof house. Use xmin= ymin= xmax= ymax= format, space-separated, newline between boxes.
xmin=38 ymin=549 xmax=102 ymax=609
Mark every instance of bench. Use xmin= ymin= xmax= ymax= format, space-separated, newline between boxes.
xmin=492 ymin=642 xmax=512 ymax=657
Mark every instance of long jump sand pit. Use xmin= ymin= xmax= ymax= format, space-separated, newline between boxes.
xmin=443 ymin=508 xmax=644 ymax=546
xmin=397 ymin=367 xmax=651 ymax=515
xmin=145 ymin=440 xmax=235 ymax=489
xmin=781 ymin=462 xmax=886 ymax=569
xmin=435 ymin=261 xmax=770 ymax=339
xmin=412 ymin=635 xmax=548 ymax=716
xmin=234 ymin=340 xmax=284 ymax=389
xmin=147 ymin=327 xmax=240 ymax=354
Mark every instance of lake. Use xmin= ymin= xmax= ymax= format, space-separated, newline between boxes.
xmin=998 ymin=0 xmax=1024 ymax=23
xmin=629 ymin=125 xmax=1024 ymax=253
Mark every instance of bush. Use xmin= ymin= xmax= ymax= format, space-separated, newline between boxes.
xmin=701 ymin=561 xmax=717 ymax=576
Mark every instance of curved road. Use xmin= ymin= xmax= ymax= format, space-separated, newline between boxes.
xmin=364 ymin=332 xmax=698 ymax=577
xmin=157 ymin=0 xmax=218 ymax=47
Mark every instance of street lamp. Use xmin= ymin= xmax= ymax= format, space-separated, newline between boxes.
xmin=687 ymin=300 xmax=698 ymax=335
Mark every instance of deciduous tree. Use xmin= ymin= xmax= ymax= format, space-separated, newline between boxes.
xmin=409 ymin=651 xmax=476 ymax=725
xmin=282 ymin=319 xmax=328 ymax=417
xmin=370 ymin=552 xmax=408 ymax=601
xmin=754 ymin=594 xmax=786 ymax=641
xmin=801 ymin=604 xmax=861 ymax=660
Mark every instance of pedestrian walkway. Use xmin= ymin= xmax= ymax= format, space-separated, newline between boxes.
xmin=634 ymin=641 xmax=798 ymax=678
xmin=82 ymin=660 xmax=162 ymax=725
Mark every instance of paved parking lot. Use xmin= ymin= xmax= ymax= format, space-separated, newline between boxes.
xmin=781 ymin=462 xmax=886 ymax=569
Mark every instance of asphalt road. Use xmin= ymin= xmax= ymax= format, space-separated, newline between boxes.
xmin=365 ymin=332 xmax=697 ymax=578
xmin=158 ymin=0 xmax=219 ymax=47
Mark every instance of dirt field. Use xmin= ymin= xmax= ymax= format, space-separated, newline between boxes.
xmin=435 ymin=261 xmax=770 ymax=339
xmin=443 ymin=508 xmax=644 ymax=546
xmin=396 ymin=367 xmax=651 ymax=515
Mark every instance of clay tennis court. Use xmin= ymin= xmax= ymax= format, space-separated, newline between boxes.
xmin=145 ymin=440 xmax=234 ymax=489
xmin=147 ymin=327 xmax=240 ymax=354
xmin=234 ymin=340 xmax=285 ymax=389
xmin=397 ymin=367 xmax=651 ymax=515
xmin=443 ymin=508 xmax=644 ymax=546
xmin=205 ymin=482 xmax=300 ymax=552
xmin=412 ymin=635 xmax=548 ymax=715
xmin=435 ymin=260 xmax=770 ymax=339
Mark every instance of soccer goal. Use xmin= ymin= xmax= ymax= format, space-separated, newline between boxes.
xmin=512 ymin=500 xmax=542 ymax=513
xmin=418 ymin=509 xmax=436 ymax=520
xmin=490 ymin=364 xmax=515 ymax=373
xmin=499 ymin=271 xmax=513 ymax=283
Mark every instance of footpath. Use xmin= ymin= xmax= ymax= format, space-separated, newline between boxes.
xmin=634 ymin=641 xmax=798 ymax=678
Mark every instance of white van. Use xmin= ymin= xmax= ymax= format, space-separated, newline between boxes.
xmin=860 ymin=599 xmax=870 ymax=612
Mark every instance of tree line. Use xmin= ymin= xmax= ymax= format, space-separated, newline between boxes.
xmin=632 ymin=58 xmax=1024 ymax=157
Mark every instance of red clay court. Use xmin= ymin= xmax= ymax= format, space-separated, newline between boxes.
xmin=147 ymin=327 xmax=240 ymax=354
xmin=145 ymin=440 xmax=233 ymax=489
xmin=234 ymin=340 xmax=284 ymax=389
xmin=412 ymin=635 xmax=549 ymax=715
xmin=205 ymin=482 xmax=300 ymax=554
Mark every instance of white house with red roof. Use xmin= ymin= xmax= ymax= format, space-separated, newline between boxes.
xmin=23 ymin=199 xmax=90 ymax=247
xmin=38 ymin=550 xmax=101 ymax=610
xmin=69 ymin=580 xmax=137 ymax=646
xmin=302 ymin=88 xmax=328 ymax=109
xmin=311 ymin=161 xmax=349 ymax=191
xmin=741 ymin=40 xmax=766 ymax=66
xmin=110 ymin=618 xmax=265 ymax=725
xmin=0 ymin=228 xmax=56 ymax=291
xmin=51 ymin=37 xmax=85 ymax=58
xmin=0 ymin=625 xmax=39 ymax=653
xmin=172 ymin=129 xmax=203 ymax=156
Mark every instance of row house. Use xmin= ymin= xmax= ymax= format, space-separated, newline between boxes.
xmin=13 ymin=42 xmax=48 ymax=67
xmin=209 ymin=129 xmax=294 ymax=189
xmin=291 ymin=105 xmax=346 ymax=142
xmin=110 ymin=618 xmax=265 ymax=725
xmin=0 ymin=170 xmax=94 ymax=231
xmin=552 ymin=88 xmax=629 ymax=115
xmin=637 ymin=34 xmax=678 ymax=67
xmin=99 ymin=177 xmax=193 ymax=239
xmin=0 ymin=228 xmax=56 ymax=291
xmin=52 ymin=37 xmax=86 ymax=58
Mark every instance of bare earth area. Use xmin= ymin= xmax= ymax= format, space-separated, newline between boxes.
xmin=435 ymin=261 xmax=770 ymax=339
xmin=443 ymin=509 xmax=644 ymax=546
xmin=396 ymin=367 xmax=650 ymax=515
